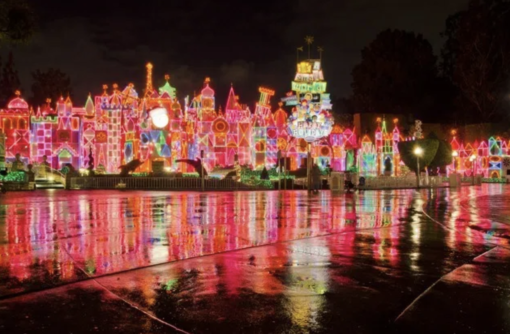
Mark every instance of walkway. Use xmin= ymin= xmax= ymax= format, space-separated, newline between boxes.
xmin=0 ymin=186 xmax=509 ymax=333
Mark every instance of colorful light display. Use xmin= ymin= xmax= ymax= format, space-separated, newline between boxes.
xmin=0 ymin=57 xmax=509 ymax=179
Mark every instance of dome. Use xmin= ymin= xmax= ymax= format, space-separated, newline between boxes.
xmin=7 ymin=97 xmax=29 ymax=110
xmin=201 ymin=84 xmax=215 ymax=98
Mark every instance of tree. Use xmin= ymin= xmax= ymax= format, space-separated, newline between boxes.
xmin=398 ymin=139 xmax=439 ymax=173
xmin=0 ymin=51 xmax=21 ymax=106
xmin=0 ymin=0 xmax=37 ymax=44
xmin=30 ymin=68 xmax=72 ymax=107
xmin=426 ymin=132 xmax=453 ymax=172
xmin=350 ymin=29 xmax=451 ymax=122
xmin=441 ymin=0 xmax=510 ymax=123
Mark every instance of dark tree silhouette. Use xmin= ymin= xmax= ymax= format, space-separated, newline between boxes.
xmin=30 ymin=68 xmax=72 ymax=107
xmin=0 ymin=0 xmax=37 ymax=44
xmin=350 ymin=29 xmax=452 ymax=122
xmin=440 ymin=0 xmax=510 ymax=123
xmin=0 ymin=51 xmax=21 ymax=106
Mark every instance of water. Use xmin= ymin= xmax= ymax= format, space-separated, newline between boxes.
xmin=0 ymin=186 xmax=509 ymax=333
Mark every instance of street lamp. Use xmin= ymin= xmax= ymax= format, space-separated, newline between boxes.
xmin=452 ymin=150 xmax=458 ymax=173
xmin=414 ymin=146 xmax=423 ymax=188
xmin=469 ymin=154 xmax=476 ymax=185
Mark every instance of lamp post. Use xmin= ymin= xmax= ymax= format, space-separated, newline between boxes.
xmin=200 ymin=150 xmax=204 ymax=192
xmin=452 ymin=150 xmax=458 ymax=173
xmin=414 ymin=146 xmax=423 ymax=188
xmin=469 ymin=154 xmax=476 ymax=185
xmin=277 ymin=150 xmax=282 ymax=191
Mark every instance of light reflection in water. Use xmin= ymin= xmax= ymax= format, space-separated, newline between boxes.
xmin=0 ymin=189 xmax=430 ymax=297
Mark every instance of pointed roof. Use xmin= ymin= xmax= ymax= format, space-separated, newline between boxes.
xmin=273 ymin=102 xmax=288 ymax=128
xmin=140 ymin=99 xmax=148 ymax=119
xmin=159 ymin=75 xmax=176 ymax=99
xmin=84 ymin=94 xmax=95 ymax=116
xmin=225 ymin=85 xmax=238 ymax=111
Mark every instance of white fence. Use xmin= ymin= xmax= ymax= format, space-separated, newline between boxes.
xmin=69 ymin=176 xmax=262 ymax=191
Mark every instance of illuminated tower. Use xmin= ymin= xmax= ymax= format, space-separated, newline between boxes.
xmin=282 ymin=40 xmax=332 ymax=112
xmin=196 ymin=78 xmax=217 ymax=169
xmin=31 ymin=99 xmax=57 ymax=167
xmin=380 ymin=117 xmax=394 ymax=175
xmin=120 ymin=84 xmax=139 ymax=164
xmin=252 ymin=87 xmax=275 ymax=168
xmin=81 ymin=94 xmax=96 ymax=168
xmin=391 ymin=119 xmax=401 ymax=176
xmin=0 ymin=91 xmax=31 ymax=163
xmin=53 ymin=96 xmax=83 ymax=169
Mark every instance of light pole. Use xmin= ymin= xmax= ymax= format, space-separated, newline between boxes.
xmin=414 ymin=146 xmax=423 ymax=188
xmin=469 ymin=154 xmax=476 ymax=185
xmin=452 ymin=150 xmax=458 ymax=173
xmin=200 ymin=150 xmax=204 ymax=192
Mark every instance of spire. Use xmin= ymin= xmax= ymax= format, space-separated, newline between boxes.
xmin=225 ymin=85 xmax=237 ymax=111
xmin=145 ymin=62 xmax=154 ymax=98
xmin=84 ymin=94 xmax=94 ymax=116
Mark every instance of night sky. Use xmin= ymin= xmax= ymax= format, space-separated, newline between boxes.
xmin=2 ymin=0 xmax=469 ymax=108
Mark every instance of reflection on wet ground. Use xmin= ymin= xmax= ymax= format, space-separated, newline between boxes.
xmin=0 ymin=185 xmax=509 ymax=333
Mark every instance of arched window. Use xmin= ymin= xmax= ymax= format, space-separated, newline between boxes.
xmin=18 ymin=119 xmax=26 ymax=130
xmin=3 ymin=118 xmax=11 ymax=129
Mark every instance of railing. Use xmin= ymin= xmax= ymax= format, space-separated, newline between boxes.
xmin=69 ymin=176 xmax=265 ymax=191
xmin=358 ymin=175 xmax=447 ymax=189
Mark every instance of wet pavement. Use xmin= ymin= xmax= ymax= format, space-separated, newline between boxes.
xmin=0 ymin=185 xmax=509 ymax=333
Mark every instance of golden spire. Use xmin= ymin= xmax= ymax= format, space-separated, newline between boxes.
xmin=146 ymin=62 xmax=154 ymax=96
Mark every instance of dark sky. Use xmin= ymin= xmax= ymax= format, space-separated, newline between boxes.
xmin=2 ymin=0 xmax=469 ymax=107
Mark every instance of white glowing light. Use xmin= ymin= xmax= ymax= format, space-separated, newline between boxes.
xmin=414 ymin=147 xmax=423 ymax=156
xmin=150 ymin=107 xmax=169 ymax=128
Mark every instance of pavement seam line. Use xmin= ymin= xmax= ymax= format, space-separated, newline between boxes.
xmin=59 ymin=238 xmax=193 ymax=334
xmin=394 ymin=246 xmax=498 ymax=322
xmin=394 ymin=277 xmax=442 ymax=322
xmin=91 ymin=279 xmax=193 ymax=334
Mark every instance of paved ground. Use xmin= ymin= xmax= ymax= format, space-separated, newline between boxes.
xmin=0 ymin=185 xmax=509 ymax=333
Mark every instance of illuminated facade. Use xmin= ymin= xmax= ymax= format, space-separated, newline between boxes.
xmin=1 ymin=61 xmax=508 ymax=179
xmin=0 ymin=91 xmax=30 ymax=163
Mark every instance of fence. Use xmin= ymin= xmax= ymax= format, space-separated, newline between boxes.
xmin=358 ymin=175 xmax=446 ymax=189
xmin=69 ymin=176 xmax=265 ymax=191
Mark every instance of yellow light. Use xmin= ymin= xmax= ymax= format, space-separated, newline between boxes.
xmin=452 ymin=151 xmax=458 ymax=157
xmin=414 ymin=147 xmax=423 ymax=156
